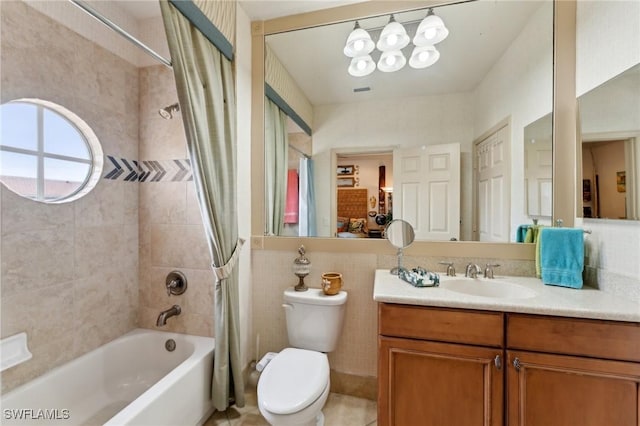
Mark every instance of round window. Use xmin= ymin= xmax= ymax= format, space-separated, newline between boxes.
xmin=0 ymin=99 xmax=103 ymax=203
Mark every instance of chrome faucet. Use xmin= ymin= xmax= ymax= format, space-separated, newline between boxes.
xmin=465 ymin=263 xmax=482 ymax=278
xmin=484 ymin=264 xmax=500 ymax=279
xmin=439 ymin=261 xmax=456 ymax=276
xmin=157 ymin=305 xmax=181 ymax=326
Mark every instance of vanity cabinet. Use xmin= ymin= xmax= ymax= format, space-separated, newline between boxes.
xmin=378 ymin=304 xmax=640 ymax=426
xmin=506 ymin=314 xmax=640 ymax=426
xmin=378 ymin=303 xmax=505 ymax=426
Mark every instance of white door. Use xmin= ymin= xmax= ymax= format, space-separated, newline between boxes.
xmin=476 ymin=125 xmax=510 ymax=242
xmin=393 ymin=143 xmax=460 ymax=240
xmin=524 ymin=138 xmax=552 ymax=217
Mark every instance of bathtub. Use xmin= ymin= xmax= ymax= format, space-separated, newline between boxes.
xmin=1 ymin=329 xmax=215 ymax=425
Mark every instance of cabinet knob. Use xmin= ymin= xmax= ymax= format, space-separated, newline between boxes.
xmin=494 ymin=355 xmax=502 ymax=370
xmin=513 ymin=357 xmax=522 ymax=371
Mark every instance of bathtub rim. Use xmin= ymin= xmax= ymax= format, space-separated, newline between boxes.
xmin=2 ymin=328 xmax=216 ymax=425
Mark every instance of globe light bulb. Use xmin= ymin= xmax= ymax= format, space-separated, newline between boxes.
xmin=357 ymin=59 xmax=367 ymax=70
xmin=424 ymin=27 xmax=437 ymax=40
xmin=387 ymin=33 xmax=398 ymax=46
xmin=353 ymin=39 xmax=365 ymax=52
xmin=385 ymin=55 xmax=396 ymax=66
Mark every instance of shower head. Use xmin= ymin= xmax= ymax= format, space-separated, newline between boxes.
xmin=159 ymin=102 xmax=180 ymax=119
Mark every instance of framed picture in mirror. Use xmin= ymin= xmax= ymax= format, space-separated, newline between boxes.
xmin=583 ymin=179 xmax=591 ymax=202
xmin=337 ymin=165 xmax=355 ymax=176
xmin=617 ymin=171 xmax=626 ymax=193
xmin=337 ymin=177 xmax=356 ymax=187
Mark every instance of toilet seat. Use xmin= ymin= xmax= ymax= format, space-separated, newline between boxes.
xmin=258 ymin=348 xmax=329 ymax=415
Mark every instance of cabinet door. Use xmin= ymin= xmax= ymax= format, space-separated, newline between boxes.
xmin=507 ymin=350 xmax=640 ymax=426
xmin=378 ymin=336 xmax=504 ymax=426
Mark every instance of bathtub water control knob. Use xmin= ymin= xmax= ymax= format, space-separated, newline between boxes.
xmin=166 ymin=271 xmax=187 ymax=296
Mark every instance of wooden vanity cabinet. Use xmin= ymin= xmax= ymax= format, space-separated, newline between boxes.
xmin=378 ymin=303 xmax=505 ymax=426
xmin=378 ymin=305 xmax=640 ymax=426
xmin=506 ymin=314 xmax=640 ymax=426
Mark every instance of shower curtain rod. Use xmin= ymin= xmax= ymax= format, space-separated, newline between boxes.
xmin=69 ymin=0 xmax=173 ymax=69
xmin=289 ymin=144 xmax=310 ymax=159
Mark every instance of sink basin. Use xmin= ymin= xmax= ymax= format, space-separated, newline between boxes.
xmin=441 ymin=278 xmax=537 ymax=299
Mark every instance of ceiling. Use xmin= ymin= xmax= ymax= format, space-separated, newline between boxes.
xmin=114 ymin=0 xmax=546 ymax=106
xmin=265 ymin=1 xmax=545 ymax=106
xmin=115 ymin=0 xmax=366 ymax=21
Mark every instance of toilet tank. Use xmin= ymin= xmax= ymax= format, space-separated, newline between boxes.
xmin=282 ymin=288 xmax=348 ymax=353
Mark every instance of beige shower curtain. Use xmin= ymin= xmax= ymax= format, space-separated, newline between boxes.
xmin=264 ymin=97 xmax=289 ymax=235
xmin=160 ymin=0 xmax=244 ymax=411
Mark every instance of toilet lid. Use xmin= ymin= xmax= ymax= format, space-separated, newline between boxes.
xmin=258 ymin=348 xmax=329 ymax=415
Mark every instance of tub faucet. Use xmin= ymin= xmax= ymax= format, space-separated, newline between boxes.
xmin=157 ymin=305 xmax=181 ymax=327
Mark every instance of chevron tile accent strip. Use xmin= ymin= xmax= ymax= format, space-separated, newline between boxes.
xmin=103 ymin=156 xmax=193 ymax=183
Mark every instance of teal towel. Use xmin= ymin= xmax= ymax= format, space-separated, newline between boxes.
xmin=516 ymin=225 xmax=530 ymax=243
xmin=539 ymin=228 xmax=584 ymax=288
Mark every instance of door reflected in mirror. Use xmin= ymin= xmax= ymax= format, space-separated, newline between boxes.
xmin=523 ymin=113 xmax=553 ymax=221
xmin=263 ymin=0 xmax=553 ymax=241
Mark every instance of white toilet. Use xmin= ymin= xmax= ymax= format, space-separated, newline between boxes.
xmin=257 ymin=287 xmax=348 ymax=426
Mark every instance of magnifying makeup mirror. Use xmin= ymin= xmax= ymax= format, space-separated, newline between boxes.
xmin=385 ymin=219 xmax=415 ymax=275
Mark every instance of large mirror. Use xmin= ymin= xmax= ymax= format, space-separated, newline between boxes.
xmin=262 ymin=0 xmax=554 ymax=242
xmin=579 ymin=64 xmax=640 ymax=220
xmin=576 ymin=0 xmax=639 ymax=222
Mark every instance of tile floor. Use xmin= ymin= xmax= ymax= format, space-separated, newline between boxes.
xmin=204 ymin=388 xmax=377 ymax=426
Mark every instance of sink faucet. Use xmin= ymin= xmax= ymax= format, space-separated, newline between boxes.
xmin=438 ymin=261 xmax=456 ymax=276
xmin=484 ymin=264 xmax=500 ymax=279
xmin=157 ymin=304 xmax=181 ymax=326
xmin=465 ymin=263 xmax=482 ymax=278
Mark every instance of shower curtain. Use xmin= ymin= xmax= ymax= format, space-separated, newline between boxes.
xmin=160 ymin=0 xmax=244 ymax=410
xmin=264 ymin=97 xmax=289 ymax=235
xmin=299 ymin=157 xmax=317 ymax=236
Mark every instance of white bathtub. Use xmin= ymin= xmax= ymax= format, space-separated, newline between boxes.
xmin=1 ymin=329 xmax=215 ymax=426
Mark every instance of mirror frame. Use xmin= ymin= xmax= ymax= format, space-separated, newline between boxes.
xmin=250 ymin=0 xmax=576 ymax=260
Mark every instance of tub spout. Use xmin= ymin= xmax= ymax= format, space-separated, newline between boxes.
xmin=157 ymin=305 xmax=181 ymax=327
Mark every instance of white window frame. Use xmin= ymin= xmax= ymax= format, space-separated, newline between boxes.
xmin=0 ymin=99 xmax=104 ymax=203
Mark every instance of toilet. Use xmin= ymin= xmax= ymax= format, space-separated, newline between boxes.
xmin=257 ymin=287 xmax=348 ymax=426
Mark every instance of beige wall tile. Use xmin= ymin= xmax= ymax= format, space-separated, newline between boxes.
xmin=74 ymin=225 xmax=128 ymax=279
xmin=1 ymin=189 xmax=74 ymax=236
xmin=140 ymin=182 xmax=188 ymax=225
xmin=0 ymin=1 xmax=139 ymax=393
xmin=74 ymin=181 xmax=125 ymax=228
xmin=1 ymin=226 xmax=75 ymax=297
xmin=149 ymin=224 xmax=211 ymax=269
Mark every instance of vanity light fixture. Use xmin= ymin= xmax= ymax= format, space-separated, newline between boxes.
xmin=344 ymin=9 xmax=448 ymax=76
xmin=343 ymin=21 xmax=375 ymax=57
xmin=348 ymin=55 xmax=376 ymax=77
xmin=409 ymin=45 xmax=440 ymax=69
xmin=378 ymin=50 xmax=406 ymax=73
xmin=376 ymin=15 xmax=410 ymax=52
xmin=413 ymin=9 xmax=449 ymax=46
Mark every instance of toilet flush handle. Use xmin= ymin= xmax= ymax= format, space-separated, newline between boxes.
xmin=282 ymin=303 xmax=294 ymax=311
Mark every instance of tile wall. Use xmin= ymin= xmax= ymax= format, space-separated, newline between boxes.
xmin=0 ymin=0 xmax=251 ymax=394
xmin=0 ymin=1 xmax=139 ymax=393
xmin=137 ymin=64 xmax=216 ymax=336
xmin=582 ymin=219 xmax=640 ymax=302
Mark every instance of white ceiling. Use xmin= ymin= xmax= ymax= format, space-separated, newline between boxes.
xmin=238 ymin=0 xmax=367 ymax=21
xmin=265 ymin=1 xmax=546 ymax=106
xmin=115 ymin=0 xmax=547 ymax=106
xmin=115 ymin=0 xmax=365 ymax=21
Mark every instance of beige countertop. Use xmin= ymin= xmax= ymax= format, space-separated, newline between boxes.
xmin=373 ymin=269 xmax=640 ymax=322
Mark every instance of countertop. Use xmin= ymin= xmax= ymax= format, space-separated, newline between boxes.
xmin=373 ymin=269 xmax=640 ymax=322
